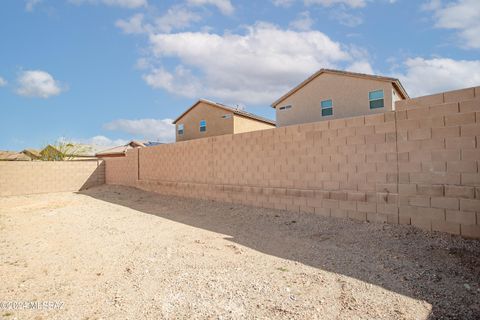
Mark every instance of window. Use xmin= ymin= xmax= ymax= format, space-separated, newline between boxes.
xmin=279 ymin=105 xmax=292 ymax=111
xmin=199 ymin=120 xmax=206 ymax=132
xmin=369 ymin=90 xmax=384 ymax=109
xmin=222 ymin=114 xmax=232 ymax=119
xmin=321 ymin=99 xmax=333 ymax=116
xmin=177 ymin=124 xmax=184 ymax=135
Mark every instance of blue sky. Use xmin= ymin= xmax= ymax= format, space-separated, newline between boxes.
xmin=1 ymin=0 xmax=479 ymax=151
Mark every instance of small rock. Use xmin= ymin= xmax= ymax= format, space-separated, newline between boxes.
xmin=464 ymin=284 xmax=471 ymax=291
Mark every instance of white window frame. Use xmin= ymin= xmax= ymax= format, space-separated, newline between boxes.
xmin=177 ymin=124 xmax=184 ymax=135
xmin=321 ymin=99 xmax=333 ymax=117
xmin=368 ymin=89 xmax=385 ymax=109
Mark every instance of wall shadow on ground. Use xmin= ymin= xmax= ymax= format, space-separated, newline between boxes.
xmin=80 ymin=185 xmax=480 ymax=320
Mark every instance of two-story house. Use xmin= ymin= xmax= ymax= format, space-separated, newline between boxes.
xmin=173 ymin=99 xmax=276 ymax=142
xmin=272 ymin=69 xmax=409 ymax=127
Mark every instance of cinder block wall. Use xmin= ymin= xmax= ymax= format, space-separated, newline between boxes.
xmin=105 ymin=150 xmax=138 ymax=186
xmin=0 ymin=160 xmax=105 ymax=196
xmin=395 ymin=86 xmax=480 ymax=238
xmin=105 ymin=86 xmax=480 ymax=239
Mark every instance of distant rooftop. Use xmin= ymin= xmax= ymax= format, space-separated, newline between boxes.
xmin=95 ymin=140 xmax=163 ymax=156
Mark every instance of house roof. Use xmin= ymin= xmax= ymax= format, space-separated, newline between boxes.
xmin=172 ymin=99 xmax=276 ymax=126
xmin=0 ymin=151 xmax=32 ymax=161
xmin=22 ymin=149 xmax=41 ymax=158
xmin=95 ymin=145 xmax=132 ymax=156
xmin=40 ymin=144 xmax=96 ymax=157
xmin=95 ymin=140 xmax=163 ymax=156
xmin=271 ymin=68 xmax=410 ymax=108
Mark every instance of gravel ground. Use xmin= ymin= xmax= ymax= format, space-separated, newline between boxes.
xmin=0 ymin=185 xmax=479 ymax=320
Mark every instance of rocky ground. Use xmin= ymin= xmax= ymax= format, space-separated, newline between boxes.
xmin=0 ymin=185 xmax=479 ymax=319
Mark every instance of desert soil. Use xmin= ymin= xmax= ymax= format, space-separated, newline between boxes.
xmin=0 ymin=185 xmax=479 ymax=320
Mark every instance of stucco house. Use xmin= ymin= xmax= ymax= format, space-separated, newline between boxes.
xmin=22 ymin=149 xmax=41 ymax=160
xmin=40 ymin=144 xmax=97 ymax=160
xmin=173 ymin=99 xmax=276 ymax=142
xmin=272 ymin=69 xmax=409 ymax=127
xmin=0 ymin=151 xmax=32 ymax=161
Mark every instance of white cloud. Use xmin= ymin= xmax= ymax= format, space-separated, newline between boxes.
xmin=273 ymin=0 xmax=368 ymax=8
xmin=143 ymin=22 xmax=352 ymax=105
xmin=103 ymin=118 xmax=175 ymax=142
xmin=424 ymin=0 xmax=480 ymax=49
xmin=116 ymin=13 xmax=146 ymax=34
xmin=16 ymin=70 xmax=65 ymax=98
xmin=85 ymin=135 xmax=129 ymax=147
xmin=395 ymin=57 xmax=480 ymax=97
xmin=347 ymin=61 xmax=374 ymax=74
xmin=143 ymin=66 xmax=202 ymax=98
xmin=69 ymin=0 xmax=147 ymax=9
xmin=25 ymin=0 xmax=42 ymax=11
xmin=272 ymin=0 xmax=295 ymax=7
xmin=57 ymin=136 xmax=129 ymax=154
xmin=289 ymin=11 xmax=314 ymax=31
xmin=187 ymin=0 xmax=234 ymax=15
xmin=331 ymin=9 xmax=363 ymax=27
xmin=116 ymin=6 xmax=202 ymax=34
xmin=155 ymin=6 xmax=202 ymax=33
xmin=305 ymin=0 xmax=367 ymax=8
xmin=0 ymin=77 xmax=7 ymax=87
xmin=421 ymin=0 xmax=441 ymax=11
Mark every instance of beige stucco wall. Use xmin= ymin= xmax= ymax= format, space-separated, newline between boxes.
xmin=233 ymin=115 xmax=275 ymax=134
xmin=276 ymin=73 xmax=404 ymax=127
xmin=175 ymin=102 xmax=234 ymax=142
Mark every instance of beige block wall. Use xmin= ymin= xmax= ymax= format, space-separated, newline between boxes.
xmin=395 ymin=86 xmax=478 ymax=110
xmin=233 ymin=115 xmax=275 ymax=134
xmin=0 ymin=160 xmax=105 ymax=197
xmin=175 ymin=101 xmax=234 ymax=142
xmin=105 ymin=149 xmax=138 ymax=186
xmin=105 ymin=86 xmax=480 ymax=239
xmin=394 ymin=86 xmax=480 ymax=238
xmin=107 ymin=113 xmax=400 ymax=228
xmin=276 ymin=73 xmax=401 ymax=127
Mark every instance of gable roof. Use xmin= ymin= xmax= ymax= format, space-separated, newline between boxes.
xmin=0 ymin=151 xmax=31 ymax=161
xmin=95 ymin=140 xmax=163 ymax=156
xmin=271 ymin=68 xmax=409 ymax=108
xmin=22 ymin=149 xmax=41 ymax=159
xmin=96 ymin=145 xmax=132 ymax=156
xmin=173 ymin=99 xmax=276 ymax=126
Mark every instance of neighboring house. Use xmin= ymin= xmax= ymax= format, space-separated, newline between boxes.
xmin=173 ymin=99 xmax=276 ymax=142
xmin=0 ymin=151 xmax=32 ymax=161
xmin=22 ymin=149 xmax=41 ymax=160
xmin=40 ymin=144 xmax=97 ymax=161
xmin=95 ymin=141 xmax=162 ymax=158
xmin=272 ymin=69 xmax=409 ymax=127
xmin=0 ymin=149 xmax=42 ymax=161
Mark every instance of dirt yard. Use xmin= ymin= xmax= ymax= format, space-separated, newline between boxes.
xmin=0 ymin=185 xmax=479 ymax=319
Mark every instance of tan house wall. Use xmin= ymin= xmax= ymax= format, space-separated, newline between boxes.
xmin=276 ymin=73 xmax=403 ymax=127
xmin=175 ymin=102 xmax=234 ymax=142
xmin=233 ymin=115 xmax=275 ymax=134
xmin=105 ymin=86 xmax=480 ymax=239
xmin=0 ymin=160 xmax=105 ymax=196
